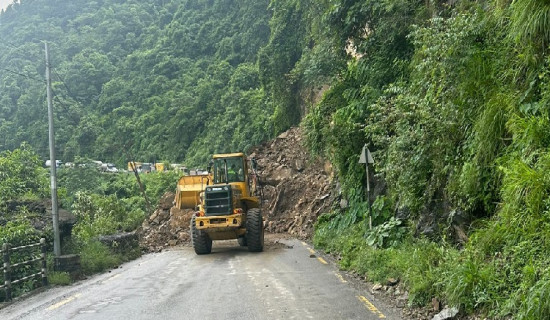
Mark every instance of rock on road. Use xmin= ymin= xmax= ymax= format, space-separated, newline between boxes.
xmin=1 ymin=235 xmax=402 ymax=320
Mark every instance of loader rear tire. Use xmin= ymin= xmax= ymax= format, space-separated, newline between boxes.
xmin=246 ymin=208 xmax=263 ymax=252
xmin=191 ymin=215 xmax=212 ymax=254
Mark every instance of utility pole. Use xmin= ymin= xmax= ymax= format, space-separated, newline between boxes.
xmin=45 ymin=42 xmax=61 ymax=257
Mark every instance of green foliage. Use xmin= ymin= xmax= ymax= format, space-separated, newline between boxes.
xmin=0 ymin=219 xmax=41 ymax=249
xmin=0 ymin=144 xmax=48 ymax=206
xmin=509 ymin=0 xmax=550 ymax=52
xmin=310 ymin=2 xmax=550 ymax=318
xmin=370 ymin=196 xmax=393 ymax=225
xmin=4 ymin=1 xmax=550 ymax=318
xmin=48 ymin=272 xmax=71 ymax=286
xmin=139 ymin=171 xmax=180 ymax=203
xmin=517 ymin=276 xmax=550 ymax=320
xmin=314 ymin=217 xmax=458 ymax=307
xmin=71 ymin=192 xmax=145 ymax=242
xmin=79 ymin=240 xmax=121 ymax=274
xmin=444 ymin=255 xmax=506 ymax=314
xmin=365 ymin=217 xmax=406 ymax=248
xmin=0 ymin=0 xmax=272 ymax=166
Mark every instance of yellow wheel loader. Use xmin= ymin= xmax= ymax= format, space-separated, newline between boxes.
xmin=174 ymin=153 xmax=263 ymax=254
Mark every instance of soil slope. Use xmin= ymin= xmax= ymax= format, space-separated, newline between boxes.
xmin=250 ymin=127 xmax=333 ymax=238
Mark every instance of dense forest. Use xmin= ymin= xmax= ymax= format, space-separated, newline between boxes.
xmin=2 ymin=0 xmax=550 ymax=318
xmin=0 ymin=0 xmax=274 ymax=165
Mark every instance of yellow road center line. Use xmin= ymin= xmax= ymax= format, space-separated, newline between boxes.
xmin=308 ymin=248 xmax=316 ymax=255
xmin=301 ymin=241 xmax=308 ymax=246
xmin=334 ymin=272 xmax=347 ymax=283
xmin=46 ymin=293 xmax=81 ymax=311
xmin=104 ymin=274 xmax=120 ymax=282
xmin=317 ymin=257 xmax=328 ymax=265
xmin=357 ymin=296 xmax=386 ymax=319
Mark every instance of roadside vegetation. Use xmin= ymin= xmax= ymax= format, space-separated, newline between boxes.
xmin=0 ymin=146 xmax=179 ymax=300
xmin=305 ymin=1 xmax=550 ymax=319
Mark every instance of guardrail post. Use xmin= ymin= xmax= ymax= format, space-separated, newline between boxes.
xmin=40 ymin=238 xmax=48 ymax=287
xmin=3 ymin=243 xmax=11 ymax=301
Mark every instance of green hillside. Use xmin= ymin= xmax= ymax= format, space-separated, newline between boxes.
xmin=0 ymin=0 xmax=273 ymax=165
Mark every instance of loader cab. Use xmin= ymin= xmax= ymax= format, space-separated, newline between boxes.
xmin=212 ymin=155 xmax=246 ymax=184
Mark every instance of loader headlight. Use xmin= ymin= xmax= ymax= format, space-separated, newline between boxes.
xmin=206 ymin=187 xmax=211 ymax=192
xmin=224 ymin=186 xmax=229 ymax=191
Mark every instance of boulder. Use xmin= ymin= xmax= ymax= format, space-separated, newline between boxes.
xmin=432 ymin=307 xmax=459 ymax=320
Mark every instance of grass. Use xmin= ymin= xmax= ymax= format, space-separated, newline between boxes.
xmin=79 ymin=240 xmax=123 ymax=274
xmin=314 ymin=221 xmax=459 ymax=307
xmin=314 ymin=206 xmax=550 ymax=319
xmin=48 ymin=272 xmax=71 ymax=285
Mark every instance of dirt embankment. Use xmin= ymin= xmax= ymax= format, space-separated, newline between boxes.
xmin=138 ymin=127 xmax=334 ymax=251
xmin=250 ymin=127 xmax=333 ymax=239
xmin=136 ymin=192 xmax=194 ymax=252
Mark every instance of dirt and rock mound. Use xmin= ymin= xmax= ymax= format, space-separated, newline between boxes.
xmin=138 ymin=126 xmax=333 ymax=251
xmin=137 ymin=192 xmax=194 ymax=252
xmin=250 ymin=127 xmax=333 ymax=239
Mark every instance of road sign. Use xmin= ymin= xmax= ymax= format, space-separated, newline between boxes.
xmin=358 ymin=145 xmax=374 ymax=164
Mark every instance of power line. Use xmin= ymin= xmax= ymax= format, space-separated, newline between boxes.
xmin=0 ymin=39 xmax=20 ymax=50
xmin=0 ymin=67 xmax=43 ymax=82
xmin=52 ymin=69 xmax=72 ymax=95
xmin=51 ymin=87 xmax=78 ymax=120
xmin=0 ymin=40 xmax=42 ymax=58
xmin=52 ymin=68 xmax=85 ymax=106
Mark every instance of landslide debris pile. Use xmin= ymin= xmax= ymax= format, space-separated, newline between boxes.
xmin=249 ymin=127 xmax=333 ymax=239
xmin=137 ymin=127 xmax=333 ymax=250
xmin=137 ymin=192 xmax=194 ymax=252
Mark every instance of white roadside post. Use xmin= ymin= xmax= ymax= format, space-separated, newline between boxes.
xmin=359 ymin=144 xmax=374 ymax=230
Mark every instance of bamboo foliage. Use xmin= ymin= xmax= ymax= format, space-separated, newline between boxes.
xmin=510 ymin=0 xmax=550 ymax=50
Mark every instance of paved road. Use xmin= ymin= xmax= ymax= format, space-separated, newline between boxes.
xmin=1 ymin=235 xmax=402 ymax=320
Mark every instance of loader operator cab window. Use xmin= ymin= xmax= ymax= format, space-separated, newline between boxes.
xmin=213 ymin=157 xmax=245 ymax=184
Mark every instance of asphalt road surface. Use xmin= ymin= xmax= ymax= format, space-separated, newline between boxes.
xmin=0 ymin=235 xmax=402 ymax=320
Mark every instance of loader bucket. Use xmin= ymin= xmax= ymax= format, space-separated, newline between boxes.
xmin=174 ymin=174 xmax=210 ymax=209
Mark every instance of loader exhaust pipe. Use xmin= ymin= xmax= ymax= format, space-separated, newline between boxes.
xmin=224 ymin=159 xmax=229 ymax=184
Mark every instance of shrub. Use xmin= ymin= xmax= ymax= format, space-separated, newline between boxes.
xmin=0 ymin=144 xmax=48 ymax=208
xmin=79 ymin=240 xmax=121 ymax=274
xmin=48 ymin=272 xmax=71 ymax=286
xmin=71 ymin=192 xmax=145 ymax=242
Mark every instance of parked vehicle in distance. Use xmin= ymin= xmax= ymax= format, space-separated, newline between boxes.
xmin=128 ymin=161 xmax=142 ymax=172
xmin=141 ymin=163 xmax=152 ymax=173
xmin=45 ymin=160 xmax=63 ymax=168
xmin=64 ymin=162 xmax=75 ymax=168
xmin=102 ymin=163 xmax=118 ymax=173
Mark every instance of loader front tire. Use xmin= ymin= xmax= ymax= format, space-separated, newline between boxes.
xmin=246 ymin=208 xmax=263 ymax=252
xmin=191 ymin=215 xmax=212 ymax=254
